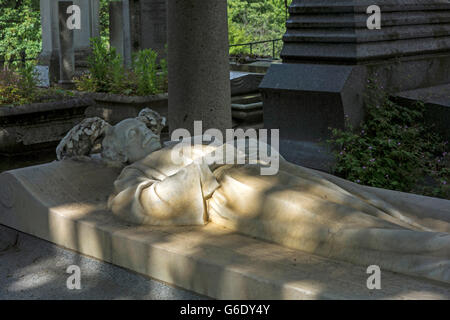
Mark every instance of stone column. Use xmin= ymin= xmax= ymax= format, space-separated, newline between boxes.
xmin=109 ymin=0 xmax=133 ymax=67
xmin=38 ymin=0 xmax=100 ymax=83
xmin=167 ymin=0 xmax=231 ymax=135
xmin=58 ymin=1 xmax=75 ymax=86
xmin=109 ymin=0 xmax=124 ymax=57
xmin=260 ymin=0 xmax=450 ymax=170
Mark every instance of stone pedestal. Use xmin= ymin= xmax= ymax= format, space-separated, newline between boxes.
xmin=38 ymin=0 xmax=100 ymax=83
xmin=58 ymin=1 xmax=75 ymax=86
xmin=109 ymin=0 xmax=167 ymax=65
xmin=167 ymin=0 xmax=231 ymax=135
xmin=260 ymin=0 xmax=450 ymax=170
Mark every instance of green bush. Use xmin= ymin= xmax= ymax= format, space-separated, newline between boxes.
xmin=75 ymin=38 xmax=167 ymax=96
xmin=133 ymin=49 xmax=168 ymax=96
xmin=327 ymin=78 xmax=449 ymax=199
xmin=0 ymin=62 xmax=38 ymax=105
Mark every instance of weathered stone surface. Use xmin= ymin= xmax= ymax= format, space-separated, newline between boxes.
xmin=139 ymin=0 xmax=167 ymax=59
xmin=283 ymin=0 xmax=450 ymax=63
xmin=109 ymin=0 xmax=167 ymax=65
xmin=0 ymin=160 xmax=449 ymax=299
xmin=230 ymin=72 xmax=265 ymax=96
xmin=81 ymin=70 xmax=260 ymax=128
xmin=0 ymin=224 xmax=204 ymax=300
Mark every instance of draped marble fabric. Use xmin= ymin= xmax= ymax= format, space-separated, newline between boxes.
xmin=108 ymin=140 xmax=450 ymax=284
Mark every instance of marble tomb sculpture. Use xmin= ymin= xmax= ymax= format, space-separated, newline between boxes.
xmin=56 ymin=110 xmax=450 ymax=285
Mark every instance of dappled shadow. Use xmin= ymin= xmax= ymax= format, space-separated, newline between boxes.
xmin=0 ymin=225 xmax=206 ymax=300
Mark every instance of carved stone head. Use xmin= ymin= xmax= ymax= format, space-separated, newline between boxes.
xmin=56 ymin=108 xmax=166 ymax=164
xmin=102 ymin=118 xmax=162 ymax=163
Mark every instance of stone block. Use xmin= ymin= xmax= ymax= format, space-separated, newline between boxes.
xmin=260 ymin=63 xmax=366 ymax=142
xmin=260 ymin=0 xmax=450 ymax=170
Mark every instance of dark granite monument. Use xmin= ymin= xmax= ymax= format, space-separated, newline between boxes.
xmin=260 ymin=0 xmax=450 ymax=170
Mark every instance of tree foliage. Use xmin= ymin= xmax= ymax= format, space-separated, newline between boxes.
xmin=228 ymin=0 xmax=291 ymax=56
xmin=0 ymin=0 xmax=41 ymax=63
xmin=0 ymin=0 xmax=290 ymax=61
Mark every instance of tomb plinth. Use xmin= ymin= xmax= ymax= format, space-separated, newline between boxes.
xmin=260 ymin=0 xmax=450 ymax=170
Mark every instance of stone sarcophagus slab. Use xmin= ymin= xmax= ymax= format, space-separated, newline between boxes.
xmin=0 ymin=160 xmax=449 ymax=299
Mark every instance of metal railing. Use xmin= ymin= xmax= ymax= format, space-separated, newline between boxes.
xmin=229 ymin=38 xmax=283 ymax=59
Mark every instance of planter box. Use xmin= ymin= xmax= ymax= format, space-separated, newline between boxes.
xmin=80 ymin=92 xmax=168 ymax=125
xmin=0 ymin=98 xmax=94 ymax=156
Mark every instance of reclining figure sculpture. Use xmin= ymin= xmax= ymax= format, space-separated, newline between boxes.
xmin=57 ymin=109 xmax=450 ymax=284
